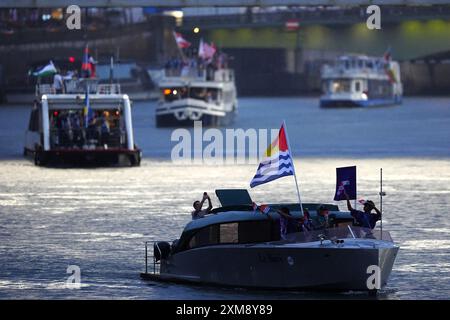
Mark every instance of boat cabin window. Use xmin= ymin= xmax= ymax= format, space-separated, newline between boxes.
xmin=186 ymin=220 xmax=275 ymax=250
xmin=331 ymin=79 xmax=351 ymax=93
xmin=189 ymin=225 xmax=219 ymax=248
xmin=163 ymin=87 xmax=188 ymax=102
xmin=220 ymin=223 xmax=238 ymax=243
xmin=190 ymin=87 xmax=220 ymax=103
xmin=354 ymin=81 xmax=361 ymax=92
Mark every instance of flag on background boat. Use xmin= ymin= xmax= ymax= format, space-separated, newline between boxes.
xmin=81 ymin=44 xmax=92 ymax=78
xmin=250 ymin=123 xmax=295 ymax=188
xmin=173 ymin=32 xmax=191 ymax=49
xmin=383 ymin=47 xmax=391 ymax=61
xmin=198 ymin=39 xmax=216 ymax=60
xmin=334 ymin=166 xmax=357 ymax=201
xmin=83 ymin=88 xmax=92 ymax=128
xmin=33 ymin=61 xmax=57 ymax=78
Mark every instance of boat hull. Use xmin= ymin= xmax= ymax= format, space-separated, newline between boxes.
xmin=24 ymin=148 xmax=141 ymax=167
xmin=156 ymin=112 xmax=235 ymax=127
xmin=145 ymin=240 xmax=399 ymax=291
xmin=320 ymin=97 xmax=402 ymax=108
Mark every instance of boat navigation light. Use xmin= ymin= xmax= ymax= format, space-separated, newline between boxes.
xmin=164 ymin=89 xmax=171 ymax=95
xmin=53 ymin=111 xmax=59 ymax=116
xmin=173 ymin=90 xmax=178 ymax=95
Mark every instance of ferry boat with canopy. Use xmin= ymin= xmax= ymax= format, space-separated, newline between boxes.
xmin=141 ymin=189 xmax=399 ymax=292
xmin=320 ymin=54 xmax=403 ymax=108
xmin=24 ymin=79 xmax=141 ymax=166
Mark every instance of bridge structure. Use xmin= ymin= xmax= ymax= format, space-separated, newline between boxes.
xmin=1 ymin=2 xmax=449 ymax=96
xmin=1 ymin=0 xmax=450 ymax=8
xmin=178 ymin=5 xmax=450 ymax=61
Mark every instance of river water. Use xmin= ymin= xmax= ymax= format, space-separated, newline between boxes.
xmin=0 ymin=97 xmax=449 ymax=299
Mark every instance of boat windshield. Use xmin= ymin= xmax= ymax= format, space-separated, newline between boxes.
xmin=282 ymin=226 xmax=393 ymax=244
xmin=162 ymin=87 xmax=221 ymax=103
xmin=329 ymin=79 xmax=352 ymax=93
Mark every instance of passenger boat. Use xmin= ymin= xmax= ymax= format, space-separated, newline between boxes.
xmin=320 ymin=54 xmax=403 ymax=108
xmin=24 ymin=79 xmax=141 ymax=166
xmin=155 ymin=67 xmax=238 ymax=127
xmin=141 ymin=189 xmax=399 ymax=292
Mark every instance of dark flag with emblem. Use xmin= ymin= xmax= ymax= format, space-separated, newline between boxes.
xmin=334 ymin=166 xmax=357 ymax=201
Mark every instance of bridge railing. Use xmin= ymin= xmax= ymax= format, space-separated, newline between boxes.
xmin=182 ymin=5 xmax=450 ymax=28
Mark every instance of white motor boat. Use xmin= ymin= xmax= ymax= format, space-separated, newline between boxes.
xmin=141 ymin=189 xmax=399 ymax=292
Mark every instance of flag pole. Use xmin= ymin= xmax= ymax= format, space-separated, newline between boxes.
xmin=282 ymin=120 xmax=304 ymax=216
xmin=379 ymin=168 xmax=384 ymax=240
xmin=354 ymin=165 xmax=357 ymax=210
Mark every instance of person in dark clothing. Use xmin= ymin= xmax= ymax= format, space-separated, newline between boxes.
xmin=344 ymin=191 xmax=381 ymax=229
xmin=276 ymin=207 xmax=299 ymax=240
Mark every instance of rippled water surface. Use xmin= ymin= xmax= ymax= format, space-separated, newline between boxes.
xmin=0 ymin=97 xmax=449 ymax=299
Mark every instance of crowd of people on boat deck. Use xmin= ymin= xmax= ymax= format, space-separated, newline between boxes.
xmin=49 ymin=110 xmax=123 ymax=149
xmin=164 ymin=50 xmax=229 ymax=80
xmin=191 ymin=190 xmax=382 ymax=240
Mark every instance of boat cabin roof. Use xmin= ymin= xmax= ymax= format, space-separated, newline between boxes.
xmin=159 ymin=80 xmax=224 ymax=89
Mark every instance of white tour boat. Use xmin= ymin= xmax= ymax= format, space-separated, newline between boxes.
xmin=24 ymin=79 xmax=141 ymax=166
xmin=320 ymin=54 xmax=403 ymax=108
xmin=156 ymin=67 xmax=238 ymax=127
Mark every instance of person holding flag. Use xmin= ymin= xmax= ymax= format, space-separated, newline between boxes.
xmin=343 ymin=190 xmax=381 ymax=230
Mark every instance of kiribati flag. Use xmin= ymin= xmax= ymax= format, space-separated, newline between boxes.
xmin=334 ymin=166 xmax=357 ymax=201
xmin=250 ymin=123 xmax=295 ymax=188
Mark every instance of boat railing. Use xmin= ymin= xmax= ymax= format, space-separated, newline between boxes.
xmin=36 ymin=80 xmax=121 ymax=96
xmin=163 ymin=68 xmax=206 ymax=81
xmin=321 ymin=62 xmax=388 ymax=78
xmin=284 ymin=226 xmax=393 ymax=244
xmin=144 ymin=241 xmax=174 ymax=275
xmin=96 ymin=83 xmax=121 ymax=95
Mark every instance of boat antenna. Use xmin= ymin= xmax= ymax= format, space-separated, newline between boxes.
xmin=379 ymin=168 xmax=385 ymax=240
xmin=282 ymin=120 xmax=304 ymax=216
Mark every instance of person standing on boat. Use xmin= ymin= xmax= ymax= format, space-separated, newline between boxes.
xmin=344 ymin=191 xmax=381 ymax=229
xmin=192 ymin=192 xmax=213 ymax=220
xmin=53 ymin=69 xmax=65 ymax=94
